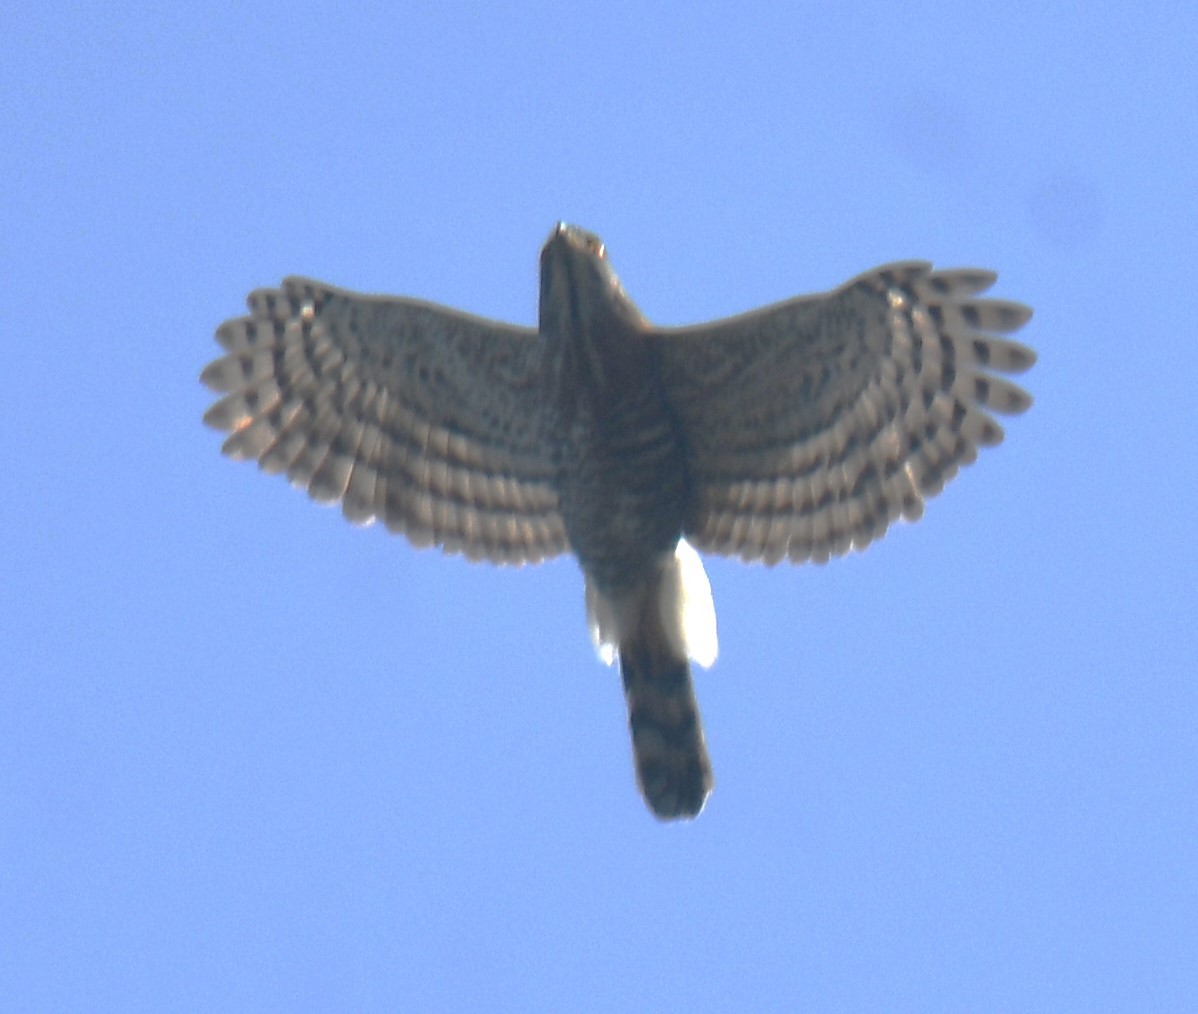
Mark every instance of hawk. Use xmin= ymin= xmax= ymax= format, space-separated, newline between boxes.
xmin=201 ymin=223 xmax=1035 ymax=820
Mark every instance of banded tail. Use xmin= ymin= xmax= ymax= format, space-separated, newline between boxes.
xmin=587 ymin=540 xmax=718 ymax=820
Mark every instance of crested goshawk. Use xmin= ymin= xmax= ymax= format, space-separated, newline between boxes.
xmin=201 ymin=222 xmax=1035 ymax=820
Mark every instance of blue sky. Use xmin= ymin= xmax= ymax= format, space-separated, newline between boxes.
xmin=3 ymin=3 xmax=1196 ymax=1010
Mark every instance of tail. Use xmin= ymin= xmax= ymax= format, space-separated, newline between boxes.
xmin=619 ymin=618 xmax=712 ymax=819
xmin=587 ymin=540 xmax=718 ymax=820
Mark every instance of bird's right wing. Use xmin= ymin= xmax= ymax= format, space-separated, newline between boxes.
xmin=202 ymin=277 xmax=568 ymax=564
xmin=651 ymin=263 xmax=1035 ymax=564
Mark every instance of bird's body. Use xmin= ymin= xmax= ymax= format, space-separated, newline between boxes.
xmin=540 ymin=229 xmax=690 ymax=596
xmin=202 ymin=223 xmax=1035 ymax=820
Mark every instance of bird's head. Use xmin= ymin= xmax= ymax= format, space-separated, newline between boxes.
xmin=538 ymin=223 xmax=643 ymax=338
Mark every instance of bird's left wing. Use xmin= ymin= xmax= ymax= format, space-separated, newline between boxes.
xmin=651 ymin=262 xmax=1035 ymax=564
xmin=202 ymin=277 xmax=568 ymax=563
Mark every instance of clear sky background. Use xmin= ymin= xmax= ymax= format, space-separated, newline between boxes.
xmin=2 ymin=4 xmax=1195 ymax=1011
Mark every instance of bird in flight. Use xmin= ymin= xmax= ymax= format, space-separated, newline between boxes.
xmin=202 ymin=222 xmax=1035 ymax=820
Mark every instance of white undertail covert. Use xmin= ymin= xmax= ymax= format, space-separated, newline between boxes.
xmin=586 ymin=538 xmax=718 ymax=669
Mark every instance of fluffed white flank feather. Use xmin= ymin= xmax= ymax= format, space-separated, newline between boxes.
xmin=585 ymin=575 xmax=620 ymax=666
xmin=660 ymin=538 xmax=718 ymax=668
